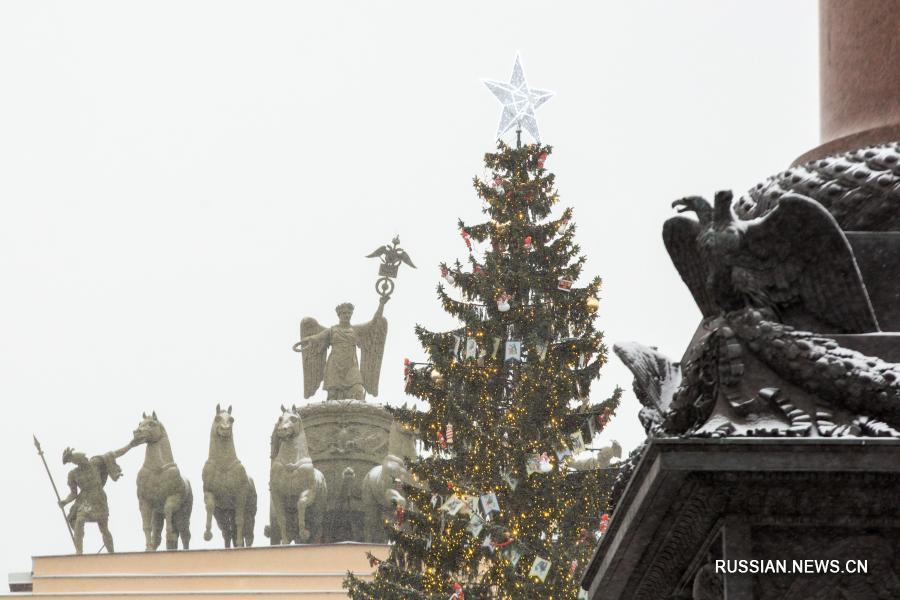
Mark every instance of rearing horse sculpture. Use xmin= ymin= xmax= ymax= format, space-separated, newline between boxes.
xmin=202 ymin=404 xmax=257 ymax=548
xmin=267 ymin=405 xmax=325 ymax=544
xmin=132 ymin=412 xmax=192 ymax=550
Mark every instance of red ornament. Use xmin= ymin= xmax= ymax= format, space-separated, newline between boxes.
xmin=599 ymin=513 xmax=610 ymax=534
xmin=437 ymin=432 xmax=447 ymax=449
xmin=473 ymin=264 xmax=483 ymax=275
xmin=450 ymin=583 xmax=465 ymax=600
xmin=461 ymin=229 xmax=472 ymax=250
xmin=537 ymin=151 xmax=548 ymax=168
xmin=395 ymin=505 xmax=405 ymax=524
xmin=369 ymin=556 xmax=381 ymax=567
xmin=570 ymin=559 xmax=579 ymax=575
xmin=524 ymin=235 xmax=533 ymax=250
xmin=446 ymin=423 xmax=454 ymax=444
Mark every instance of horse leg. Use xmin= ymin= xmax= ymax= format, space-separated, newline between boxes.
xmin=175 ymin=508 xmax=191 ymax=550
xmin=163 ymin=494 xmax=183 ymax=550
xmin=139 ymin=500 xmax=154 ymax=551
xmin=295 ymin=491 xmax=312 ymax=543
xmin=151 ymin=511 xmax=163 ymax=550
xmin=97 ymin=517 xmax=114 ymax=553
xmin=234 ymin=495 xmax=246 ymax=548
xmin=271 ymin=492 xmax=287 ymax=546
xmin=203 ymin=492 xmax=215 ymax=542
xmin=244 ymin=504 xmax=255 ymax=547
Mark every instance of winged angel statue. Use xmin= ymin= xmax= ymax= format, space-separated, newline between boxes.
xmin=293 ymin=296 xmax=389 ymax=401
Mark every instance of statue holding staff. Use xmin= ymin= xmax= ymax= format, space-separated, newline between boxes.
xmin=294 ymin=297 xmax=389 ymax=401
xmin=293 ymin=236 xmax=414 ymax=402
xmin=58 ymin=442 xmax=136 ymax=554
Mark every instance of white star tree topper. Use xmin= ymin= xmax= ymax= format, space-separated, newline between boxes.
xmin=483 ymin=54 xmax=555 ymax=145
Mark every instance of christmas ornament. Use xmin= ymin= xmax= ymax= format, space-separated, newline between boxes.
xmin=465 ymin=513 xmax=483 ymax=537
xmin=492 ymin=337 xmax=502 ymax=357
xmin=440 ymin=495 xmax=465 ymax=515
xmin=483 ymin=53 xmax=554 ymax=144
xmin=599 ymin=513 xmax=610 ymax=534
xmin=465 ymin=338 xmax=478 ymax=359
xmin=404 ymin=373 xmax=412 ymax=393
xmin=497 ymin=293 xmax=512 ymax=312
xmin=586 ymin=295 xmax=600 ymax=311
xmin=501 ymin=470 xmax=519 ymax=491
xmin=529 ymin=557 xmax=552 ymax=582
xmin=461 ymin=229 xmax=472 ymax=250
xmin=441 ymin=266 xmax=456 ymax=286
xmin=492 ymin=176 xmax=505 ymax=195
xmin=535 ymin=340 xmax=549 ymax=360
xmin=504 ymin=340 xmax=522 ymax=362
xmin=437 ymin=432 xmax=447 ymax=450
xmin=403 ymin=358 xmax=411 ymax=375
xmin=569 ymin=431 xmax=586 ymax=454
xmin=524 ymin=235 xmax=533 ymax=251
xmin=480 ymin=491 xmax=500 ymax=514
xmin=558 ymin=277 xmax=574 ymax=291
xmin=537 ymin=150 xmax=549 ymax=168
xmin=569 ymin=559 xmax=579 ymax=576
xmin=445 ymin=422 xmax=454 ymax=444
xmin=395 ymin=505 xmax=405 ymax=526
xmin=473 ymin=264 xmax=483 ymax=275
xmin=525 ymin=452 xmax=553 ymax=475
xmin=430 ymin=368 xmax=445 ymax=385
xmin=368 ymin=555 xmax=381 ymax=567
xmin=450 ymin=582 xmax=465 ymax=600
xmin=505 ymin=546 xmax=522 ymax=567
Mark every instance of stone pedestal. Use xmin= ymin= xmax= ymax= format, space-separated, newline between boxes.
xmin=2 ymin=543 xmax=385 ymax=599
xmin=580 ymin=439 xmax=900 ymax=599
xmin=299 ymin=402 xmax=397 ymax=543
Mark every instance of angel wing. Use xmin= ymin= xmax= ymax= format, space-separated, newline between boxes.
xmin=354 ymin=314 xmax=388 ymax=397
xmin=613 ymin=342 xmax=681 ymax=434
xmin=300 ymin=317 xmax=328 ymax=399
xmin=662 ymin=216 xmax=717 ymax=317
xmin=739 ymin=194 xmax=879 ymax=334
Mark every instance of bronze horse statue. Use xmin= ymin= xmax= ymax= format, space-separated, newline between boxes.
xmin=132 ymin=412 xmax=192 ymax=550
xmin=266 ymin=405 xmax=326 ymax=544
xmin=202 ymin=404 xmax=257 ymax=548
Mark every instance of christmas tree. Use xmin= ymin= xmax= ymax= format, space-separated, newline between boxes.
xmin=344 ymin=138 xmax=621 ymax=599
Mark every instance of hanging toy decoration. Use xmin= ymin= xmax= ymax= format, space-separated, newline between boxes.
xmin=445 ymin=422 xmax=454 ymax=445
xmin=493 ymin=176 xmax=505 ymax=195
xmin=437 ymin=431 xmax=447 ymax=450
xmin=537 ymin=151 xmax=549 ymax=169
xmin=524 ymin=235 xmax=533 ymax=251
xmin=461 ymin=229 xmax=472 ymax=250
xmin=599 ymin=513 xmax=610 ymax=535
xmin=586 ymin=295 xmax=600 ymax=311
xmin=450 ymin=582 xmax=465 ymax=600
xmin=497 ymin=292 xmax=512 ymax=312
xmin=441 ymin=266 xmax=456 ymax=286
xmin=430 ymin=368 xmax=445 ymax=386
xmin=474 ymin=264 xmax=483 ymax=275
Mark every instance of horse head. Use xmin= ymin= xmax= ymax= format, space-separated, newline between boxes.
xmin=212 ymin=404 xmax=234 ymax=440
xmin=132 ymin=411 xmax=166 ymax=446
xmin=270 ymin=404 xmax=305 ymax=460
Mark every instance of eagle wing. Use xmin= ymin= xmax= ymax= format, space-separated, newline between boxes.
xmin=355 ymin=315 xmax=388 ymax=397
xmin=740 ymin=193 xmax=878 ymax=334
xmin=662 ymin=215 xmax=717 ymax=317
xmin=613 ymin=342 xmax=680 ymax=434
xmin=300 ymin=318 xmax=328 ymax=399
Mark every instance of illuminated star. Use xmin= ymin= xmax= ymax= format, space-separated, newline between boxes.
xmin=483 ymin=54 xmax=554 ymax=144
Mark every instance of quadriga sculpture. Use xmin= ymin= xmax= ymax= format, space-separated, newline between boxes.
xmin=267 ymin=405 xmax=326 ymax=544
xmin=361 ymin=422 xmax=415 ymax=543
xmin=202 ymin=404 xmax=257 ymax=548
xmin=131 ymin=412 xmax=192 ymax=550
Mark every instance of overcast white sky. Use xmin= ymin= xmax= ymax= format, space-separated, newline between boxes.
xmin=0 ymin=1 xmax=817 ymax=571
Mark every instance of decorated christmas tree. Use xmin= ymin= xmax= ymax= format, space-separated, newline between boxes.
xmin=346 ymin=56 xmax=620 ymax=600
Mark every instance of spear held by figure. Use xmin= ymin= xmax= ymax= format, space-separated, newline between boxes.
xmin=33 ymin=435 xmax=77 ymax=550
